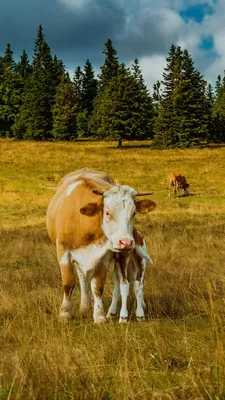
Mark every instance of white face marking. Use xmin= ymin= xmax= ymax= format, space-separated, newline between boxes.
xmin=66 ymin=180 xmax=83 ymax=196
xmin=102 ymin=186 xmax=137 ymax=250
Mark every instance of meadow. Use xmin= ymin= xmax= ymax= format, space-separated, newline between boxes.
xmin=1 ymin=138 xmax=225 ymax=399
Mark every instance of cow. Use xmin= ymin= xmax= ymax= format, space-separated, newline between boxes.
xmin=46 ymin=167 xmax=156 ymax=323
xmin=167 ymin=172 xmax=190 ymax=197
xmin=107 ymin=227 xmax=153 ymax=322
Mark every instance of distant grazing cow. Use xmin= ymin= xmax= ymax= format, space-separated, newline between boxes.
xmin=46 ymin=168 xmax=156 ymax=323
xmin=167 ymin=172 xmax=190 ymax=197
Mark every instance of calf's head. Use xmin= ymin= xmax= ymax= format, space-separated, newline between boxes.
xmin=80 ymin=185 xmax=156 ymax=252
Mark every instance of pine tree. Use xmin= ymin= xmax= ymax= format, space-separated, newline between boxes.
xmin=73 ymin=66 xmax=83 ymax=110
xmin=12 ymin=25 xmax=63 ymax=140
xmin=15 ymin=50 xmax=31 ymax=78
xmin=153 ymin=45 xmax=211 ymax=148
xmin=0 ymin=44 xmax=20 ymax=137
xmin=213 ymin=73 xmax=225 ymax=142
xmin=52 ymin=74 xmax=77 ymax=141
xmin=81 ymin=59 xmax=97 ymax=115
xmin=98 ymin=39 xmax=119 ymax=90
xmin=131 ymin=58 xmax=154 ymax=139
xmin=153 ymin=45 xmax=182 ymax=147
xmin=94 ymin=63 xmax=153 ymax=148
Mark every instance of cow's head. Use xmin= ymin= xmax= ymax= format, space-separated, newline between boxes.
xmin=80 ymin=185 xmax=156 ymax=252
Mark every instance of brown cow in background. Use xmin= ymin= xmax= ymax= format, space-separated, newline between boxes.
xmin=168 ymin=172 xmax=190 ymax=197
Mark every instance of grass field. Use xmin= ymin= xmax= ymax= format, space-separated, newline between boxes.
xmin=1 ymin=138 xmax=225 ymax=399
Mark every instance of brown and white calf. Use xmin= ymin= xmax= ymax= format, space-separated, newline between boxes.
xmin=167 ymin=172 xmax=190 ymax=197
xmin=46 ymin=168 xmax=156 ymax=323
xmin=107 ymin=228 xmax=153 ymax=322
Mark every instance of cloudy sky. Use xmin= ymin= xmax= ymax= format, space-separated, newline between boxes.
xmin=0 ymin=0 xmax=224 ymax=90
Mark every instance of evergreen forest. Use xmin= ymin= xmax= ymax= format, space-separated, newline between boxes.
xmin=1 ymin=25 xmax=225 ymax=148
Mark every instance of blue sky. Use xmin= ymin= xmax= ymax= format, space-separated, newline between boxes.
xmin=0 ymin=0 xmax=223 ymax=90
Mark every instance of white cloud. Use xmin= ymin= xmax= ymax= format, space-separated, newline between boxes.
xmin=49 ymin=0 xmax=225 ymax=88
xmin=130 ymin=55 xmax=166 ymax=91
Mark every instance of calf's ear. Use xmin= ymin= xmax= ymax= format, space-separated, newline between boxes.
xmin=135 ymin=199 xmax=156 ymax=214
xmin=80 ymin=202 xmax=103 ymax=216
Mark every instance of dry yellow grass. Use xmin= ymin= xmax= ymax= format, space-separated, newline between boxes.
xmin=1 ymin=138 xmax=225 ymax=399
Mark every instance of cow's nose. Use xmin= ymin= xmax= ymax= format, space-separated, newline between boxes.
xmin=119 ymin=239 xmax=134 ymax=249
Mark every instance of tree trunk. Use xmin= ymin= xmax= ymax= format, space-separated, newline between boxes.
xmin=117 ymin=138 xmax=122 ymax=148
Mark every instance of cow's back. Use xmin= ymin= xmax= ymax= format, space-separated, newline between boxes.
xmin=46 ymin=169 xmax=114 ymax=247
xmin=168 ymin=172 xmax=186 ymax=187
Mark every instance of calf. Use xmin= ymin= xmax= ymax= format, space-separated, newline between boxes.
xmin=107 ymin=228 xmax=153 ymax=322
xmin=168 ymin=172 xmax=190 ymax=197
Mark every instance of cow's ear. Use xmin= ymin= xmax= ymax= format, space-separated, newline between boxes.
xmin=135 ymin=199 xmax=156 ymax=214
xmin=80 ymin=202 xmax=103 ymax=216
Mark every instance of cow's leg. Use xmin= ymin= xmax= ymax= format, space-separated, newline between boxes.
xmin=117 ymin=254 xmax=130 ymax=323
xmin=107 ymin=265 xmax=120 ymax=318
xmin=174 ymin=182 xmax=178 ymax=197
xmin=91 ymin=264 xmax=108 ymax=324
xmin=57 ymin=243 xmax=76 ymax=319
xmin=75 ymin=264 xmax=91 ymax=313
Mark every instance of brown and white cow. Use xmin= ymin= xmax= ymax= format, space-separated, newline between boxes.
xmin=46 ymin=168 xmax=156 ymax=323
xmin=167 ymin=172 xmax=190 ymax=197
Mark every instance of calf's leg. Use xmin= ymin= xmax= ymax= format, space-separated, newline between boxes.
xmin=107 ymin=266 xmax=120 ymax=318
xmin=117 ymin=254 xmax=131 ymax=323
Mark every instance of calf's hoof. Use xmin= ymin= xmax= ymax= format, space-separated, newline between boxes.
xmin=80 ymin=306 xmax=91 ymax=317
xmin=136 ymin=316 xmax=145 ymax=322
xmin=119 ymin=316 xmax=128 ymax=323
xmin=106 ymin=311 xmax=117 ymax=319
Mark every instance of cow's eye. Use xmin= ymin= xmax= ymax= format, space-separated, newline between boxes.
xmin=106 ymin=211 xmax=110 ymax=216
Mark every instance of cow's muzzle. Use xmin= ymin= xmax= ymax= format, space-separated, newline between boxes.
xmin=114 ymin=238 xmax=134 ymax=251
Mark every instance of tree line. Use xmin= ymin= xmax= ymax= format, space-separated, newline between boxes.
xmin=0 ymin=25 xmax=225 ymax=148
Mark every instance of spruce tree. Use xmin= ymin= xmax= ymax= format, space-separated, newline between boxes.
xmin=213 ymin=74 xmax=225 ymax=142
xmin=131 ymin=58 xmax=154 ymax=139
xmin=12 ymin=25 xmax=63 ymax=140
xmin=0 ymin=44 xmax=20 ymax=137
xmin=90 ymin=39 xmax=119 ymax=137
xmin=73 ymin=66 xmax=83 ymax=110
xmin=153 ymin=45 xmax=211 ymax=148
xmin=95 ymin=63 xmax=153 ymax=148
xmin=52 ymin=74 xmax=77 ymax=141
xmin=98 ymin=39 xmax=119 ymax=90
xmin=153 ymin=45 xmax=182 ymax=147
xmin=81 ymin=59 xmax=97 ymax=115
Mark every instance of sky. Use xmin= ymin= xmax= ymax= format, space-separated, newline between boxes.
xmin=0 ymin=0 xmax=224 ymax=91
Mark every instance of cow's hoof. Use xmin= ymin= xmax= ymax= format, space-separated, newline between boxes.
xmin=136 ymin=316 xmax=145 ymax=322
xmin=59 ymin=311 xmax=73 ymax=320
xmin=119 ymin=316 xmax=128 ymax=323
xmin=94 ymin=315 xmax=106 ymax=324
xmin=80 ymin=307 xmax=90 ymax=316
